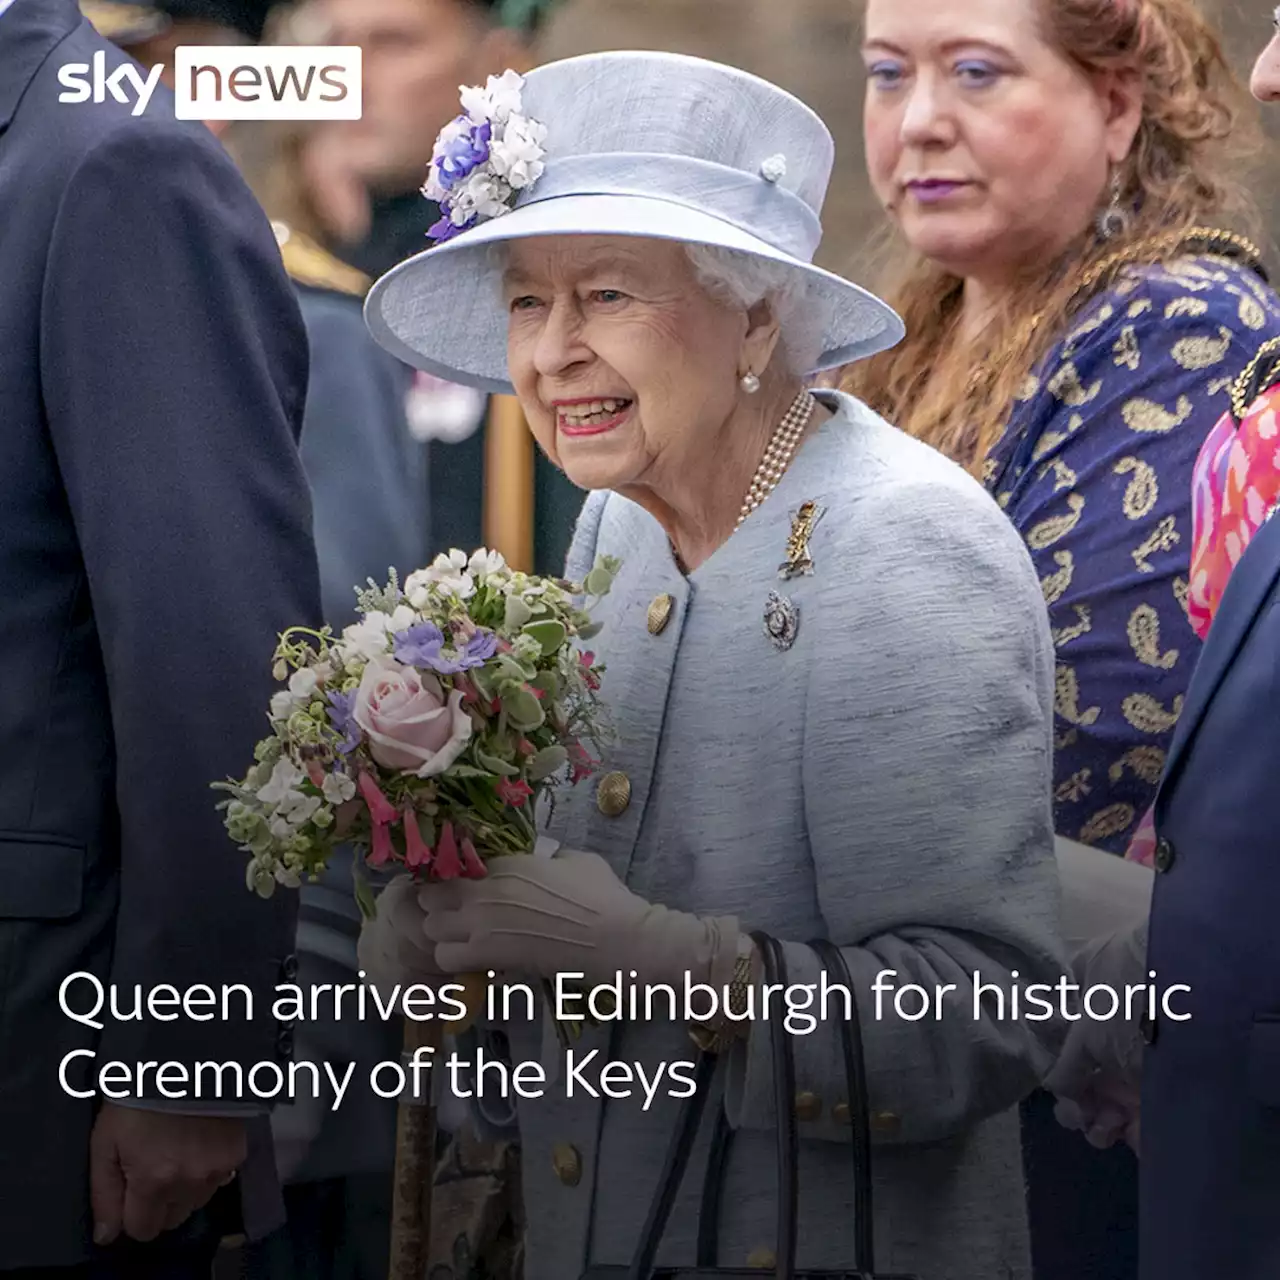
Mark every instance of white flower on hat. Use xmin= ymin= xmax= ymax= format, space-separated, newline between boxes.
xmin=460 ymin=69 xmax=526 ymax=125
xmin=491 ymin=114 xmax=548 ymax=190
xmin=451 ymin=171 xmax=511 ymax=225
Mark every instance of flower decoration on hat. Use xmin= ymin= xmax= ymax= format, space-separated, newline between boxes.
xmin=423 ymin=70 xmax=548 ymax=244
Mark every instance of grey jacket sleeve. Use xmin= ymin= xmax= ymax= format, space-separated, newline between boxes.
xmin=726 ymin=479 xmax=1068 ymax=1145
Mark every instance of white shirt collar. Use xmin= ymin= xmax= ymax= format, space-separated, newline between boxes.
xmin=0 ymin=0 xmax=19 ymax=19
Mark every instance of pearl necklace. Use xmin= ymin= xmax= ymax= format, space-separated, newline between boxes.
xmin=736 ymin=390 xmax=817 ymax=527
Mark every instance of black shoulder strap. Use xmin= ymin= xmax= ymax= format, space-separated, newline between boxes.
xmin=1230 ymin=336 xmax=1280 ymax=425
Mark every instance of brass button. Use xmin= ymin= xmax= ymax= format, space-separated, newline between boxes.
xmin=1154 ymin=837 xmax=1176 ymax=873
xmin=795 ymin=1090 xmax=822 ymax=1122
xmin=871 ymin=1110 xmax=901 ymax=1135
xmin=596 ymin=771 xmax=631 ymax=817
xmin=551 ymin=1142 xmax=582 ymax=1186
xmin=746 ymin=1246 xmax=776 ymax=1269
xmin=647 ymin=593 xmax=674 ymax=635
xmin=832 ymin=1102 xmax=851 ymax=1125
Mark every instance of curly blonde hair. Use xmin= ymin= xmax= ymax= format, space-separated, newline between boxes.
xmin=842 ymin=0 xmax=1264 ymax=473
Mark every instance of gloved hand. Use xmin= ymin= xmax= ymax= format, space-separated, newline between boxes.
xmin=1045 ymin=837 xmax=1153 ymax=1153
xmin=416 ymin=849 xmax=740 ymax=990
xmin=357 ymin=874 xmax=450 ymax=989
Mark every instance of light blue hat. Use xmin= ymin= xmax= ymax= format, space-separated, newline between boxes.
xmin=365 ymin=50 xmax=903 ymax=394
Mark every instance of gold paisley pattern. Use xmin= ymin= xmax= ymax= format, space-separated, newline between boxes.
xmin=1122 ymin=692 xmax=1185 ymax=734
xmin=1109 ymin=746 xmax=1167 ymax=787
xmin=1171 ymin=325 xmax=1232 ymax=371
xmin=1026 ymin=493 xmax=1086 ymax=549
xmin=1056 ymin=664 xmax=1101 ymax=727
xmin=1080 ymin=803 xmax=1137 ymax=845
xmin=1113 ymin=325 xmax=1140 ymax=371
xmin=1132 ymin=514 xmax=1180 ymax=574
xmin=985 ymin=253 xmax=1280 ymax=851
xmin=1015 ymin=374 xmax=1041 ymax=402
xmin=1040 ymin=550 xmax=1075 ymax=605
xmin=1127 ymin=603 xmax=1179 ymax=669
xmin=1114 ymin=456 xmax=1158 ymax=520
xmin=1122 ymin=394 xmax=1194 ymax=434
xmin=1055 ymin=769 xmax=1093 ymax=803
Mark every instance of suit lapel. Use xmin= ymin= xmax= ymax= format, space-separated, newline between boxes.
xmin=0 ymin=0 xmax=81 ymax=136
xmin=1160 ymin=508 xmax=1280 ymax=798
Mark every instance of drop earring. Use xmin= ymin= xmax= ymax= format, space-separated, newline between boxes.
xmin=1096 ymin=168 xmax=1129 ymax=241
xmin=741 ymin=371 xmax=761 ymax=394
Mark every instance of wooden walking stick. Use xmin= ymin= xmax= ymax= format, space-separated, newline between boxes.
xmin=388 ymin=1018 xmax=444 ymax=1279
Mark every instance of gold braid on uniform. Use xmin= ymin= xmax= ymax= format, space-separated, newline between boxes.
xmin=1230 ymin=336 xmax=1280 ymax=425
xmin=272 ymin=222 xmax=371 ymax=299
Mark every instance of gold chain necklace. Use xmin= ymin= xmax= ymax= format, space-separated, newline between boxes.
xmin=736 ymin=390 xmax=817 ymax=528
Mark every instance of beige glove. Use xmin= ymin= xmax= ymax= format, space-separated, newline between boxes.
xmin=357 ymin=874 xmax=450 ymax=989
xmin=417 ymin=849 xmax=740 ymax=990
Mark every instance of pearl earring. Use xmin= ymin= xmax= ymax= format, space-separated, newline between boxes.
xmin=741 ymin=372 xmax=761 ymax=394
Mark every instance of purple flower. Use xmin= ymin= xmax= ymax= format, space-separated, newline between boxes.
xmin=394 ymin=624 xmax=499 ymax=675
xmin=427 ymin=213 xmax=471 ymax=244
xmin=326 ymin=688 xmax=362 ymax=756
xmin=394 ymin=622 xmax=446 ymax=668
xmin=435 ymin=117 xmax=491 ymax=193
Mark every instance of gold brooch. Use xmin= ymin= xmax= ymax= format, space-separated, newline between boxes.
xmin=779 ymin=501 xmax=825 ymax=580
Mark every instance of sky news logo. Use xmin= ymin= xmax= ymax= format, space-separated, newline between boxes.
xmin=57 ymin=47 xmax=362 ymax=120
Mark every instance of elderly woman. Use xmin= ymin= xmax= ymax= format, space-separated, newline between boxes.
xmin=361 ymin=51 xmax=1066 ymax=1279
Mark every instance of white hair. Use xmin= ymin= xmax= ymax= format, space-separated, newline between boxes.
xmin=682 ymin=243 xmax=823 ymax=376
xmin=487 ymin=238 xmax=823 ymax=374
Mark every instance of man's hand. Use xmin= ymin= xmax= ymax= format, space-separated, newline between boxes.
xmin=89 ymin=1105 xmax=246 ymax=1245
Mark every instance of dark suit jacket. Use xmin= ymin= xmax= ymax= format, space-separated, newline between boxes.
xmin=1141 ymin=504 xmax=1280 ymax=1279
xmin=0 ymin=0 xmax=322 ymax=1264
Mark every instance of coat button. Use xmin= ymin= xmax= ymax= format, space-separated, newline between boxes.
xmin=596 ymin=771 xmax=631 ymax=816
xmin=1154 ymin=837 xmax=1176 ymax=873
xmin=647 ymin=594 xmax=674 ymax=635
xmin=746 ymin=1247 xmax=776 ymax=1268
xmin=795 ymin=1091 xmax=822 ymax=1121
xmin=832 ymin=1102 xmax=851 ymax=1125
xmin=279 ymin=954 xmax=299 ymax=982
xmin=551 ymin=1142 xmax=582 ymax=1186
xmin=871 ymin=1110 xmax=901 ymax=1135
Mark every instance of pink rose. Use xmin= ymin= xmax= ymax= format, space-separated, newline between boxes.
xmin=352 ymin=656 xmax=472 ymax=777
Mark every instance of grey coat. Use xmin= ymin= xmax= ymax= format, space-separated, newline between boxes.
xmin=492 ymin=391 xmax=1067 ymax=1279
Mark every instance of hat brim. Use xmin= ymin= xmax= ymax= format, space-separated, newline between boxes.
xmin=364 ymin=193 xmax=904 ymax=395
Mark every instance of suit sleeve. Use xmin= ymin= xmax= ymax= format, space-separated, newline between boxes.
xmin=725 ymin=481 xmax=1068 ymax=1145
xmin=39 ymin=119 xmax=323 ymax=1095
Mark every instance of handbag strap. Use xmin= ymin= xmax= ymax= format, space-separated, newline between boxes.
xmin=808 ymin=938 xmax=876 ymax=1274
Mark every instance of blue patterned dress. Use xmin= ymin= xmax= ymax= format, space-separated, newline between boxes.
xmin=985 ymin=254 xmax=1280 ymax=853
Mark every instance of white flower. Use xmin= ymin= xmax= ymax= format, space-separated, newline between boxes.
xmin=337 ymin=605 xmax=417 ymax=665
xmin=256 ymin=757 xmax=305 ymax=806
xmin=760 ymin=153 xmax=787 ymax=183
xmin=278 ymin=790 xmax=322 ymax=826
xmin=322 ymin=772 xmax=357 ymax=805
xmin=268 ymin=814 xmax=294 ymax=841
xmin=460 ymin=69 xmax=525 ymax=125
xmin=417 ymin=549 xmax=476 ymax=600
xmin=468 ymin=548 xmax=508 ymax=582
xmin=289 ymin=668 xmax=319 ymax=700
xmin=270 ymin=690 xmax=297 ymax=722
xmin=451 ymin=171 xmax=511 ymax=224
xmin=490 ymin=115 xmax=547 ymax=190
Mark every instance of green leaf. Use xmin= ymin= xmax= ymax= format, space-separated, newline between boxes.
xmin=503 ymin=594 xmax=534 ymax=630
xmin=352 ymin=865 xmax=377 ymax=921
xmin=523 ymin=619 xmax=568 ymax=657
xmin=504 ymin=688 xmax=545 ymax=731
xmin=476 ymin=747 xmax=520 ymax=777
xmin=528 ymin=745 xmax=568 ymax=782
xmin=576 ymin=621 xmax=603 ymax=641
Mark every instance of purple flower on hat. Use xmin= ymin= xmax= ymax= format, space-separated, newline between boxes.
xmin=427 ymin=212 xmax=473 ymax=243
xmin=434 ymin=117 xmax=492 ymax=193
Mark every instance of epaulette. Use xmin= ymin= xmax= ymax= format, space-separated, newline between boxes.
xmin=273 ymin=222 xmax=371 ymax=299
xmin=1230 ymin=335 xmax=1280 ymax=425
xmin=79 ymin=1 xmax=168 ymax=43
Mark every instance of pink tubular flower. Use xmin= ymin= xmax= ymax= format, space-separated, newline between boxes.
xmin=404 ymin=810 xmax=432 ymax=869
xmin=516 ymin=738 xmax=536 ymax=756
xmin=306 ymin=759 xmax=326 ymax=788
xmin=455 ymin=675 xmax=480 ymax=706
xmin=526 ymin=684 xmax=544 ymax=701
xmin=460 ymin=836 xmax=487 ymax=879
xmin=433 ymin=821 xmax=463 ymax=879
xmin=567 ymin=739 xmax=597 ymax=784
xmin=496 ymin=777 xmax=533 ymax=807
xmin=369 ymin=820 xmax=394 ymax=867
xmin=358 ymin=772 xmax=397 ymax=826
xmin=579 ymin=651 xmax=601 ymax=691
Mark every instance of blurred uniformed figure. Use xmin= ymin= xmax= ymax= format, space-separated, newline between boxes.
xmin=305 ymin=0 xmax=582 ymax=575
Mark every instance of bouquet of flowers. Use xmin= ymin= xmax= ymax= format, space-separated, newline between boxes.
xmin=215 ymin=548 xmax=618 ymax=910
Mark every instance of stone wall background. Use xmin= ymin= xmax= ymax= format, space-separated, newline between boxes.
xmin=535 ymin=0 xmax=1280 ymax=281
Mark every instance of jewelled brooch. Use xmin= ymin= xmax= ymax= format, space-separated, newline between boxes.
xmin=763 ymin=591 xmax=799 ymax=651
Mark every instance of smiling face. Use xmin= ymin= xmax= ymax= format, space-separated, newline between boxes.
xmin=862 ymin=0 xmax=1140 ymax=282
xmin=503 ymin=235 xmax=755 ymax=495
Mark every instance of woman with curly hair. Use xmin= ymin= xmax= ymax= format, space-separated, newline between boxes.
xmin=845 ymin=0 xmax=1280 ymax=1275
